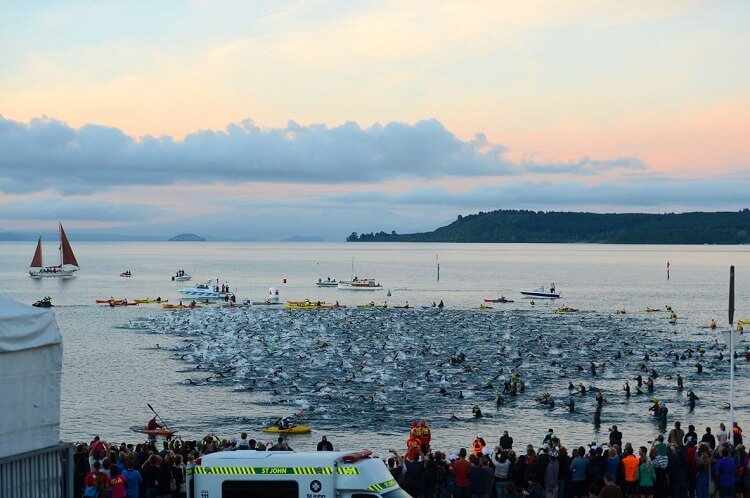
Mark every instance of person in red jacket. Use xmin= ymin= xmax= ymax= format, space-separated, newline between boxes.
xmin=450 ymin=448 xmax=472 ymax=498
xmin=147 ymin=416 xmax=162 ymax=431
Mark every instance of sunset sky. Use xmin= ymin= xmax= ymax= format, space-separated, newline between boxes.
xmin=1 ymin=1 xmax=748 ymax=239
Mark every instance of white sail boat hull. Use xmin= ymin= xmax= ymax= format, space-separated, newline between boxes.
xmin=29 ymin=267 xmax=78 ymax=278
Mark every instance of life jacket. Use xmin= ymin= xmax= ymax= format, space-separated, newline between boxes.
xmin=472 ymin=438 xmax=484 ymax=456
xmin=409 ymin=427 xmax=419 ymax=439
xmin=622 ymin=454 xmax=639 ymax=482
xmin=407 ymin=436 xmax=421 ymax=450
xmin=420 ymin=427 xmax=431 ymax=445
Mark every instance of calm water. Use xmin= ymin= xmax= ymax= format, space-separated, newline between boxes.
xmin=1 ymin=241 xmax=748 ymax=454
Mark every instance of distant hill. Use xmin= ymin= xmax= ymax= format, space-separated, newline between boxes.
xmin=347 ymin=209 xmax=750 ymax=244
xmin=169 ymin=233 xmax=206 ymax=242
xmin=281 ymin=235 xmax=323 ymax=242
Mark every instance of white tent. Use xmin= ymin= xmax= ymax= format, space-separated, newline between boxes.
xmin=0 ymin=297 xmax=62 ymax=459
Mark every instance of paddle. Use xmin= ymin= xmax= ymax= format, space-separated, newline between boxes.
xmin=147 ymin=403 xmax=171 ymax=432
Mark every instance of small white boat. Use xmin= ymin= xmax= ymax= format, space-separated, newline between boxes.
xmin=179 ymin=279 xmax=234 ymax=301
xmin=316 ymin=278 xmax=338 ymax=287
xmin=337 ymin=278 xmax=383 ymax=291
xmin=172 ymin=271 xmax=191 ymax=281
xmin=521 ymin=284 xmax=560 ymax=299
xmin=29 ymin=223 xmax=80 ymax=278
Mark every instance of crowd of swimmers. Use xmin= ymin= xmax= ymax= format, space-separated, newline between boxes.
xmin=73 ymin=419 xmax=749 ymax=498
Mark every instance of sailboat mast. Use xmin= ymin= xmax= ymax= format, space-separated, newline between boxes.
xmin=58 ymin=223 xmax=63 ymax=267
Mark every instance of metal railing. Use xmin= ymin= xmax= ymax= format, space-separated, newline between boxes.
xmin=0 ymin=443 xmax=74 ymax=498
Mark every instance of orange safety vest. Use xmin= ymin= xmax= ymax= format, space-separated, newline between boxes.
xmin=407 ymin=436 xmax=421 ymax=449
xmin=472 ymin=438 xmax=484 ymax=456
xmin=410 ymin=427 xmax=419 ymax=439
xmin=622 ymin=454 xmax=639 ymax=482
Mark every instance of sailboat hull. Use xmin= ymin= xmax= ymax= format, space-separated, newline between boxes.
xmin=29 ymin=267 xmax=79 ymax=278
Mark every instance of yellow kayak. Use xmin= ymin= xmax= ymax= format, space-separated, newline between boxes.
xmin=262 ymin=425 xmax=312 ymax=434
xmin=134 ymin=298 xmax=168 ymax=304
xmin=555 ymin=306 xmax=578 ymax=313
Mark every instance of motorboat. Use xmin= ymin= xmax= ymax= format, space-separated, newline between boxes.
xmin=179 ymin=279 xmax=234 ymax=301
xmin=172 ymin=270 xmax=191 ymax=281
xmin=316 ymin=278 xmax=338 ymax=287
xmin=337 ymin=278 xmax=383 ymax=291
xmin=520 ymin=284 xmax=560 ymax=299
xmin=32 ymin=297 xmax=54 ymax=308
xmin=28 ymin=223 xmax=80 ymax=278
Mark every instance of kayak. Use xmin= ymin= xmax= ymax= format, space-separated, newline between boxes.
xmin=109 ymin=302 xmax=138 ymax=307
xmin=134 ymin=298 xmax=168 ymax=304
xmin=132 ymin=427 xmax=176 ymax=436
xmin=642 ymin=308 xmax=662 ymax=312
xmin=163 ymin=304 xmax=202 ymax=309
xmin=484 ymin=298 xmax=514 ymax=303
xmin=262 ymin=425 xmax=312 ymax=434
xmin=96 ymin=299 xmax=125 ymax=304
xmin=555 ymin=306 xmax=578 ymax=313
xmin=476 ymin=305 xmax=493 ymax=310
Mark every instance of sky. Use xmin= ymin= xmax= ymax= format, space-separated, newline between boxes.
xmin=0 ymin=0 xmax=748 ymax=240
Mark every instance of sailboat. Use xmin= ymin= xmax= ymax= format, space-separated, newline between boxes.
xmin=28 ymin=223 xmax=80 ymax=278
xmin=337 ymin=258 xmax=383 ymax=291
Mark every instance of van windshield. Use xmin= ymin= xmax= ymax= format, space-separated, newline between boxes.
xmin=381 ymin=488 xmax=412 ymax=498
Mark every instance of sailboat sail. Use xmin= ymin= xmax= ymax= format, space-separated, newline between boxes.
xmin=59 ymin=224 xmax=79 ymax=267
xmin=30 ymin=237 xmax=43 ymax=268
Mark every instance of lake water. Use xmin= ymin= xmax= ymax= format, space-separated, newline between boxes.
xmin=1 ymin=241 xmax=748 ymax=455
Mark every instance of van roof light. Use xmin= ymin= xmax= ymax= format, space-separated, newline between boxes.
xmin=342 ymin=450 xmax=372 ymax=463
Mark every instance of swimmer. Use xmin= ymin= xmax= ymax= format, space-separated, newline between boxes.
xmin=565 ymin=398 xmax=575 ymax=412
xmin=472 ymin=405 xmax=483 ymax=419
xmin=623 ymin=381 xmax=631 ymax=397
xmin=676 ymin=374 xmax=683 ymax=390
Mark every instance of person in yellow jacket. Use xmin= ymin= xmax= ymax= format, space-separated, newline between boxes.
xmin=418 ymin=420 xmax=431 ymax=452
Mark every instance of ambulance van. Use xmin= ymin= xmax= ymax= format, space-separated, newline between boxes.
xmin=186 ymin=450 xmax=410 ymax=498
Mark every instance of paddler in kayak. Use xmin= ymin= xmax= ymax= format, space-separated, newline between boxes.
xmin=147 ymin=416 xmax=162 ymax=431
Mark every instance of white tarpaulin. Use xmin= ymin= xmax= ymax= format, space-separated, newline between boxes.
xmin=0 ymin=297 xmax=62 ymax=459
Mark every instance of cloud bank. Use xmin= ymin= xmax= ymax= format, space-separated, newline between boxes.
xmin=0 ymin=115 xmax=652 ymax=195
xmin=0 ymin=116 xmax=521 ymax=194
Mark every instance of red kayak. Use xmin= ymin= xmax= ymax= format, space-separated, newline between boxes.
xmin=97 ymin=299 xmax=125 ymax=304
xmin=109 ymin=301 xmax=138 ymax=307
xmin=132 ymin=427 xmax=176 ymax=436
xmin=484 ymin=297 xmax=514 ymax=303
